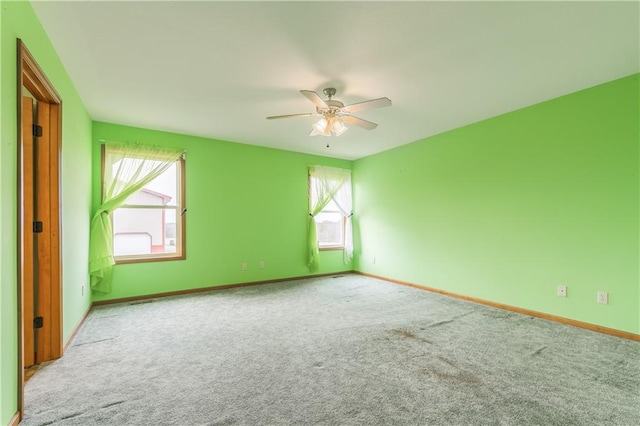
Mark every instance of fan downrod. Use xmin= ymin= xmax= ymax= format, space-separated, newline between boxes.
xmin=323 ymin=88 xmax=337 ymax=99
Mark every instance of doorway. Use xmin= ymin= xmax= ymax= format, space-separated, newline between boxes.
xmin=17 ymin=39 xmax=63 ymax=419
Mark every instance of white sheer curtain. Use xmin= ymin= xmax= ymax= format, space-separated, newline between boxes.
xmin=308 ymin=166 xmax=353 ymax=270
xmin=331 ymin=173 xmax=353 ymax=264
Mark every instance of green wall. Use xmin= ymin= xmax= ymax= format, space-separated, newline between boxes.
xmin=91 ymin=122 xmax=353 ymax=302
xmin=0 ymin=1 xmax=93 ymax=423
xmin=353 ymin=74 xmax=639 ymax=334
xmin=0 ymin=0 xmax=5 ymax=421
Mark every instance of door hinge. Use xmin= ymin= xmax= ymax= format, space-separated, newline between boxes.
xmin=33 ymin=221 xmax=43 ymax=233
xmin=32 ymin=124 xmax=43 ymax=137
xmin=34 ymin=316 xmax=44 ymax=329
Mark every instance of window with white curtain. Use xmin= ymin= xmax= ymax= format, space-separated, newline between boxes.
xmin=308 ymin=166 xmax=353 ymax=269
xmin=102 ymin=145 xmax=185 ymax=263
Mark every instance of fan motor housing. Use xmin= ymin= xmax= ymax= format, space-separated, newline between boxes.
xmin=326 ymin=100 xmax=344 ymax=108
xmin=317 ymin=99 xmax=345 ymax=116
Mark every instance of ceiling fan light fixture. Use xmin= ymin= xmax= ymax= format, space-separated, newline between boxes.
xmin=330 ymin=117 xmax=348 ymax=136
xmin=310 ymin=116 xmax=348 ymax=137
xmin=310 ymin=118 xmax=330 ymax=136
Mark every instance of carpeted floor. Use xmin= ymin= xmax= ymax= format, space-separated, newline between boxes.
xmin=22 ymin=274 xmax=640 ymax=425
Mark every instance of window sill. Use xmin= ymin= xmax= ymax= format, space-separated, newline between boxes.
xmin=115 ymin=254 xmax=185 ymax=265
xmin=319 ymin=246 xmax=344 ymax=251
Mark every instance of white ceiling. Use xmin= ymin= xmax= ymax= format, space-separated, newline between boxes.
xmin=31 ymin=1 xmax=639 ymax=160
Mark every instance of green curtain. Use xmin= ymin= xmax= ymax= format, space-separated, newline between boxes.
xmin=308 ymin=165 xmax=350 ymax=271
xmin=89 ymin=142 xmax=184 ymax=293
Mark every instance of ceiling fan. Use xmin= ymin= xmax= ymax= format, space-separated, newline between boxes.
xmin=266 ymin=88 xmax=392 ymax=137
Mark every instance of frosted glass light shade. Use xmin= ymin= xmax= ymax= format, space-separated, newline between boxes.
xmin=310 ymin=116 xmax=348 ymax=137
xmin=331 ymin=118 xmax=348 ymax=136
xmin=310 ymin=118 xmax=330 ymax=136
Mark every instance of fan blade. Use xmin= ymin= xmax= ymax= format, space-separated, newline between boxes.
xmin=343 ymin=97 xmax=391 ymax=114
xmin=300 ymin=90 xmax=328 ymax=109
xmin=266 ymin=113 xmax=315 ymax=120
xmin=343 ymin=115 xmax=378 ymax=130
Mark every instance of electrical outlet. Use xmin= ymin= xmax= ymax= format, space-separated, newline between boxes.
xmin=557 ymin=285 xmax=567 ymax=297
xmin=259 ymin=261 xmax=265 ymax=269
xmin=373 ymin=257 xmax=376 ymax=264
xmin=242 ymin=262 xmax=248 ymax=271
xmin=81 ymin=284 xmax=85 ymax=296
xmin=597 ymin=291 xmax=608 ymax=304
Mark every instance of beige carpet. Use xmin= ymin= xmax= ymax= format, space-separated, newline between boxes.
xmin=22 ymin=274 xmax=640 ymax=425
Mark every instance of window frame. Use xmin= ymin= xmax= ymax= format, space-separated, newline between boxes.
xmin=101 ymin=145 xmax=186 ymax=264
xmin=315 ymin=208 xmax=346 ymax=251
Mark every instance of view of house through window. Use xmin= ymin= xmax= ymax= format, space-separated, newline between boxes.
xmin=111 ymin=158 xmax=184 ymax=261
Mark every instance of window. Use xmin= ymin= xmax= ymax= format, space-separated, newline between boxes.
xmin=314 ymin=199 xmax=345 ymax=249
xmin=308 ymin=166 xmax=353 ymax=269
xmin=103 ymin=145 xmax=185 ymax=263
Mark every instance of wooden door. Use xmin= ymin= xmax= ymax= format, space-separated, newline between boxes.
xmin=21 ymin=98 xmax=58 ymax=366
xmin=35 ymin=100 xmax=55 ymax=363
xmin=21 ymin=96 xmax=36 ymax=368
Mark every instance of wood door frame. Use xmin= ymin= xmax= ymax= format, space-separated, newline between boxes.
xmin=16 ymin=39 xmax=63 ymax=420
